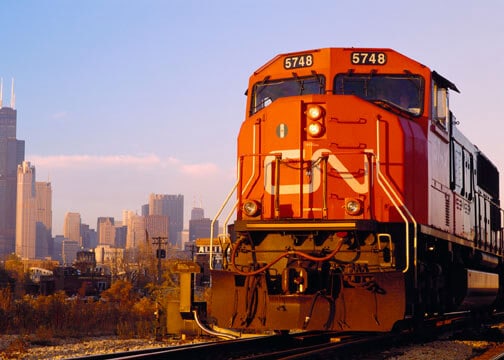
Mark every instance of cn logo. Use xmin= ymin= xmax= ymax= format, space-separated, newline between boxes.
xmin=264 ymin=149 xmax=368 ymax=195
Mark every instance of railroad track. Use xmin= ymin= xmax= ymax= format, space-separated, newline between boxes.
xmin=67 ymin=312 xmax=504 ymax=360
xmin=67 ymin=331 xmax=403 ymax=360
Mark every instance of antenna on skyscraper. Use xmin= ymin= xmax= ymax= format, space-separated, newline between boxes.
xmin=0 ymin=78 xmax=3 ymax=108
xmin=10 ymin=78 xmax=15 ymax=109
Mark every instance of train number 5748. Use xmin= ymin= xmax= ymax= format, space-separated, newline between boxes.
xmin=284 ymin=54 xmax=313 ymax=69
xmin=351 ymin=52 xmax=387 ymax=65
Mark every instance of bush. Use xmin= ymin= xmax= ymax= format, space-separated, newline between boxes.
xmin=0 ymin=279 xmax=165 ymax=339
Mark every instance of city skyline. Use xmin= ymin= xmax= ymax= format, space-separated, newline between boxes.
xmin=2 ymin=1 xmax=504 ymax=234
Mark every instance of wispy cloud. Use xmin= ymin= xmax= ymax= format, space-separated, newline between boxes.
xmin=30 ymin=154 xmax=164 ymax=168
xmin=180 ymin=162 xmax=218 ymax=176
xmin=28 ymin=154 xmax=218 ymax=177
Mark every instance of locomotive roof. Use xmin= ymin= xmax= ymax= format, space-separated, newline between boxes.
xmin=253 ymin=47 xmax=459 ymax=93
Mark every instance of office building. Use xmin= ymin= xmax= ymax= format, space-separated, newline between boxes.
xmin=63 ymin=212 xmax=81 ymax=245
xmin=98 ymin=217 xmax=115 ymax=246
xmin=61 ymin=239 xmax=79 ymax=265
xmin=96 ymin=217 xmax=113 ymax=240
xmin=35 ymin=181 xmax=52 ymax=258
xmin=0 ymin=80 xmax=25 ymax=256
xmin=81 ymin=224 xmax=98 ymax=250
xmin=191 ymin=207 xmax=204 ymax=221
xmin=95 ymin=244 xmax=124 ymax=268
xmin=97 ymin=217 xmax=115 ymax=246
xmin=145 ymin=214 xmax=168 ymax=240
xmin=189 ymin=207 xmax=218 ymax=242
xmin=141 ymin=204 xmax=149 ymax=217
xmin=114 ymin=224 xmax=127 ymax=248
xmin=125 ymin=214 xmax=146 ymax=249
xmin=122 ymin=210 xmax=135 ymax=228
xmin=149 ymin=193 xmax=183 ymax=247
xmin=15 ymin=161 xmax=36 ymax=259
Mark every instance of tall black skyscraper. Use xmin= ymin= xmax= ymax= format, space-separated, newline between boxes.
xmin=0 ymin=80 xmax=25 ymax=256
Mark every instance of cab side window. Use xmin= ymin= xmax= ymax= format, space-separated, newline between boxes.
xmin=432 ymin=82 xmax=449 ymax=129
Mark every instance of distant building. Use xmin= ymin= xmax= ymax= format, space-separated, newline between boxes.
xmin=63 ymin=212 xmax=81 ymax=245
xmin=0 ymin=85 xmax=25 ymax=256
xmin=95 ymin=244 xmax=124 ymax=273
xmin=188 ymin=207 xmax=218 ymax=242
xmin=98 ymin=217 xmax=115 ymax=246
xmin=180 ymin=229 xmax=189 ymax=248
xmin=126 ymin=214 xmax=146 ymax=249
xmin=145 ymin=214 xmax=168 ymax=239
xmin=61 ymin=239 xmax=79 ymax=265
xmin=15 ymin=162 xmax=53 ymax=260
xmin=73 ymin=250 xmax=96 ymax=274
xmin=15 ymin=161 xmax=36 ymax=259
xmin=191 ymin=207 xmax=204 ymax=220
xmin=80 ymin=223 xmax=96 ymax=250
xmin=35 ymin=181 xmax=52 ymax=258
xmin=96 ymin=217 xmax=114 ymax=241
xmin=114 ymin=224 xmax=127 ymax=248
xmin=52 ymin=235 xmax=65 ymax=263
xmin=149 ymin=193 xmax=183 ymax=247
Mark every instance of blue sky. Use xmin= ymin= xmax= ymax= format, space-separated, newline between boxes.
xmin=2 ymin=0 xmax=503 ymax=233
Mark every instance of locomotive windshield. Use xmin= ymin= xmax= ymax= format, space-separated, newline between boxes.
xmin=334 ymin=74 xmax=424 ymax=116
xmin=250 ymin=75 xmax=326 ymax=115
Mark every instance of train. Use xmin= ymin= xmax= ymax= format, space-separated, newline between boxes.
xmin=195 ymin=47 xmax=504 ymax=334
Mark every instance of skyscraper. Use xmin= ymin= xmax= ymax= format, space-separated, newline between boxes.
xmin=0 ymin=80 xmax=25 ymax=256
xmin=97 ymin=217 xmax=114 ymax=245
xmin=98 ymin=217 xmax=115 ymax=246
xmin=15 ymin=161 xmax=53 ymax=260
xmin=35 ymin=181 xmax=52 ymax=258
xmin=61 ymin=240 xmax=79 ymax=265
xmin=189 ymin=207 xmax=218 ymax=242
xmin=15 ymin=161 xmax=36 ymax=259
xmin=191 ymin=207 xmax=204 ymax=221
xmin=145 ymin=214 xmax=168 ymax=239
xmin=64 ymin=212 xmax=82 ymax=246
xmin=149 ymin=194 xmax=183 ymax=247
xmin=125 ymin=214 xmax=146 ymax=249
xmin=141 ymin=204 xmax=149 ymax=217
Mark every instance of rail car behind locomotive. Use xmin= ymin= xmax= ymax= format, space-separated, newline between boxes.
xmin=200 ymin=47 xmax=504 ymax=334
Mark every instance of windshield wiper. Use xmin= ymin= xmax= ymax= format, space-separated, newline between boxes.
xmin=311 ymin=70 xmax=325 ymax=93
xmin=292 ymin=72 xmax=305 ymax=95
xmin=372 ymin=99 xmax=412 ymax=116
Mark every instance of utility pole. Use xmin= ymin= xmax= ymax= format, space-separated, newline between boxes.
xmin=152 ymin=236 xmax=168 ymax=285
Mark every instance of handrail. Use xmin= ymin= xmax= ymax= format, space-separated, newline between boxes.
xmin=210 ymin=123 xmax=258 ymax=269
xmin=375 ymin=118 xmax=418 ymax=281
xmin=209 ymin=180 xmax=238 ymax=269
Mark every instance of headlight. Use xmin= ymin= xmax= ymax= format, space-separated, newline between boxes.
xmin=307 ymin=121 xmax=324 ymax=137
xmin=306 ymin=105 xmax=323 ymax=120
xmin=344 ymin=198 xmax=363 ymax=216
xmin=243 ymin=200 xmax=261 ymax=217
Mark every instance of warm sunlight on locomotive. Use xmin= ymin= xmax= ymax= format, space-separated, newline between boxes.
xmin=199 ymin=47 xmax=504 ymax=337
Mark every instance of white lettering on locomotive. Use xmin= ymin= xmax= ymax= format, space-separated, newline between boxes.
xmin=264 ymin=149 xmax=369 ymax=195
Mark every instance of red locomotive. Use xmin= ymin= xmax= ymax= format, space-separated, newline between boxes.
xmin=203 ymin=48 xmax=503 ymax=333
